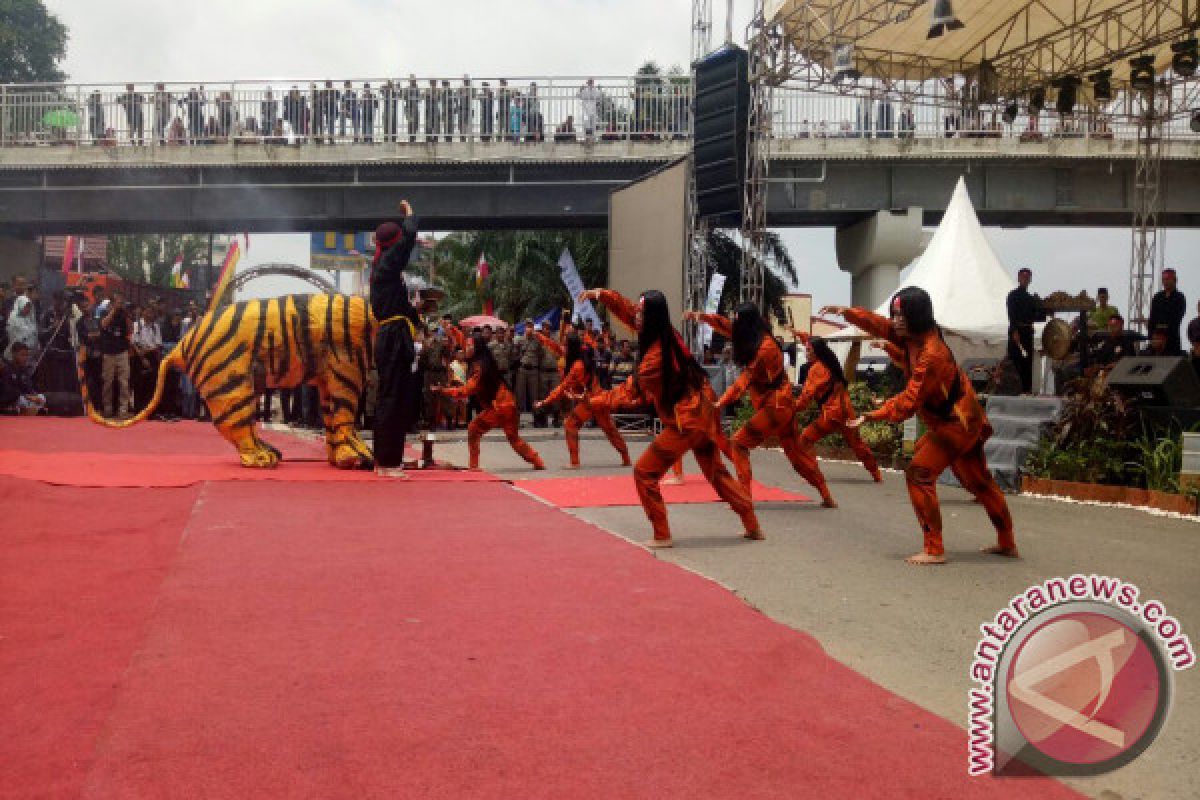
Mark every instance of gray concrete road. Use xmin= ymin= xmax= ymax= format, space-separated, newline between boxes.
xmin=431 ymin=425 xmax=1199 ymax=800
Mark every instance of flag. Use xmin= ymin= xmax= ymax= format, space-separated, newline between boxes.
xmin=170 ymin=253 xmax=184 ymax=288
xmin=60 ymin=236 xmax=76 ymax=274
xmin=207 ymin=240 xmax=241 ymax=313
xmin=77 ymin=239 xmax=85 ymax=273
xmin=557 ymin=248 xmax=603 ymax=329
xmin=476 ymin=253 xmax=493 ymax=316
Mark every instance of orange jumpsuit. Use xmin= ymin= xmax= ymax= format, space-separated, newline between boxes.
xmin=596 ymin=291 xmax=758 ymax=541
xmin=700 ymin=314 xmax=834 ymax=504
xmin=589 ymin=375 xmax=684 ymax=480
xmin=541 ymin=356 xmax=631 ymax=466
xmin=847 ymin=308 xmax=1014 ymax=557
xmin=441 ymin=368 xmax=544 ymax=471
xmin=794 ymin=360 xmax=881 ymax=481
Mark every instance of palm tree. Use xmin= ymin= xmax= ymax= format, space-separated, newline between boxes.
xmin=703 ymin=229 xmax=798 ymax=321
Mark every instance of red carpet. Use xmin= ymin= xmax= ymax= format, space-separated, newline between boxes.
xmin=0 ymin=420 xmax=1081 ymax=798
xmin=0 ymin=417 xmax=328 ymax=457
xmin=513 ymin=472 xmax=811 ymax=507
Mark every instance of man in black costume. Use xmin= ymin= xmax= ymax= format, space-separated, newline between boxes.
xmin=370 ymin=201 xmax=422 ymax=475
xmin=1006 ymin=267 xmax=1045 ymax=394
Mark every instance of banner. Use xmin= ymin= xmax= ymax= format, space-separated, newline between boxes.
xmin=700 ymin=272 xmax=727 ymax=349
xmin=310 ymin=231 xmax=371 ymax=271
xmin=557 ymin=248 xmax=603 ymax=329
xmin=60 ymin=236 xmax=76 ymax=275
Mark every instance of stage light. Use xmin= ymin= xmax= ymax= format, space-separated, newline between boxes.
xmin=1129 ymin=55 xmax=1156 ymax=91
xmin=1171 ymin=38 xmax=1198 ymax=78
xmin=1002 ymin=102 xmax=1019 ymax=124
xmin=1055 ymin=76 xmax=1079 ymax=114
xmin=1191 ymin=110 xmax=1200 ymax=133
xmin=1028 ymin=87 xmax=1046 ymax=115
xmin=832 ymin=44 xmax=861 ymax=83
xmin=1089 ymin=69 xmax=1113 ymax=102
xmin=927 ymin=0 xmax=964 ymax=39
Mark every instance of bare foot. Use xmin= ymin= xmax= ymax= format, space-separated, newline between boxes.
xmin=645 ymin=538 xmax=674 ymax=549
xmin=663 ymin=476 xmax=685 ymax=486
xmin=532 ymin=462 xmax=547 ymax=471
xmin=821 ymin=498 xmax=838 ymax=509
xmin=982 ymin=545 xmax=1020 ymax=558
xmin=870 ymin=470 xmax=883 ymax=483
xmin=905 ymin=552 xmax=947 ymax=565
xmin=375 ymin=467 xmax=409 ymax=479
xmin=466 ymin=466 xmax=483 ymax=472
xmin=743 ymin=529 xmax=765 ymax=541
xmin=620 ymin=458 xmax=632 ymax=467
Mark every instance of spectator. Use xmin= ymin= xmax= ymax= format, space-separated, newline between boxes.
xmin=441 ymin=79 xmax=455 ymax=142
xmin=88 ymin=90 xmax=106 ymax=143
xmin=1 ymin=342 xmax=46 ymax=415
xmin=578 ymin=78 xmax=601 ymax=141
xmin=1006 ymin=267 xmax=1045 ymax=394
xmin=98 ymin=291 xmax=133 ymax=419
xmin=131 ymin=306 xmax=163 ymax=413
xmin=261 ymin=88 xmax=279 ymax=141
xmin=1089 ymin=287 xmax=1118 ymax=331
xmin=340 ymin=80 xmax=359 ymax=141
xmin=5 ymin=294 xmax=38 ymax=361
xmin=594 ymin=334 xmax=612 ymax=388
xmin=526 ymin=82 xmax=543 ymax=141
xmin=117 ymin=84 xmax=146 ymax=144
xmin=216 ymin=91 xmax=234 ymax=139
xmin=497 ymin=79 xmax=513 ymax=142
xmin=1091 ymin=314 xmax=1137 ymax=368
xmin=37 ymin=292 xmax=77 ymax=393
xmin=448 ymin=346 xmax=469 ymax=428
xmin=1187 ymin=298 xmax=1200 ymax=357
xmin=153 ymin=83 xmax=173 ymax=144
xmin=360 ymin=83 xmax=377 ymax=143
xmin=1 ymin=275 xmax=24 ymax=317
xmin=508 ymin=91 xmax=524 ymax=142
xmin=1140 ymin=328 xmax=1170 ymax=357
xmin=479 ymin=81 xmax=495 ymax=141
xmin=1147 ymin=268 xmax=1186 ymax=355
xmin=380 ymin=80 xmax=398 ymax=143
xmin=424 ymin=79 xmax=440 ymax=141
xmin=182 ymin=86 xmax=206 ymax=144
xmin=610 ymin=339 xmax=635 ymax=387
xmin=316 ymin=80 xmax=339 ymax=144
xmin=1190 ymin=319 xmax=1200 ymax=381
xmin=403 ymin=76 xmax=421 ymax=142
xmin=458 ymin=77 xmax=473 ymax=142
xmin=554 ymin=116 xmax=576 ymax=142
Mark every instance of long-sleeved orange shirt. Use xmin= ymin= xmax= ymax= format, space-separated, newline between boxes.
xmin=440 ymin=365 xmax=516 ymax=411
xmin=542 ymin=358 xmax=599 ymax=406
xmin=793 ymin=360 xmax=854 ymax=421
xmin=698 ymin=313 xmax=792 ymax=410
xmin=844 ymin=307 xmax=981 ymax=431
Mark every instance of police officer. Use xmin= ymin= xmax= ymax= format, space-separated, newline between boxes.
xmin=538 ymin=334 xmax=562 ymax=428
xmin=420 ymin=326 xmax=449 ymax=429
xmin=515 ymin=322 xmax=543 ymax=418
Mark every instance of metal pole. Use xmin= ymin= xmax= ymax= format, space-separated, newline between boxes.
xmin=725 ymin=0 xmax=734 ymax=45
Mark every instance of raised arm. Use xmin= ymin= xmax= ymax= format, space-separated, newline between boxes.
xmin=865 ymin=351 xmax=938 ymax=424
xmin=842 ymin=307 xmax=897 ymax=343
xmin=534 ymin=331 xmax=563 ymax=357
xmin=539 ymin=360 xmax=586 ymax=407
xmin=792 ymin=361 xmax=832 ymax=412
xmin=439 ymin=366 xmax=481 ymax=400
xmin=585 ymin=289 xmax=638 ymax=332
xmin=695 ymin=312 xmax=732 ymax=339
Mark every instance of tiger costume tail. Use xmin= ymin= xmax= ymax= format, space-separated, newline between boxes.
xmin=77 ymin=343 xmax=183 ymax=428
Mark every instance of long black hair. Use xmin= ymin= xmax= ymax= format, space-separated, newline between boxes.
xmin=731 ymin=302 xmax=772 ymax=367
xmin=470 ymin=333 xmax=505 ymax=406
xmin=562 ymin=331 xmax=595 ymax=381
xmin=809 ymin=337 xmax=847 ymax=386
xmin=636 ymin=290 xmax=707 ymax=410
xmin=890 ymin=286 xmax=937 ymax=335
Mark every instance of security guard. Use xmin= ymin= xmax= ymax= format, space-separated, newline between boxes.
xmin=538 ymin=334 xmax=562 ymax=428
xmin=419 ymin=327 xmax=449 ymax=429
xmin=515 ymin=323 xmax=543 ymax=416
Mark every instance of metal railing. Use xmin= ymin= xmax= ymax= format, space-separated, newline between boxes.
xmin=0 ymin=75 xmax=1195 ymax=150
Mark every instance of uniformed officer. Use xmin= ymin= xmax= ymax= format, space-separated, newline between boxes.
xmin=515 ymin=323 xmax=543 ymax=416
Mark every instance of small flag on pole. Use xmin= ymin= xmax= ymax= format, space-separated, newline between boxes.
xmin=60 ymin=236 xmax=76 ymax=275
xmin=476 ymin=253 xmax=493 ymax=316
xmin=207 ymin=240 xmax=241 ymax=313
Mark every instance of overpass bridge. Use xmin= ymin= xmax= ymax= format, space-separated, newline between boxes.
xmin=2 ymin=76 xmax=1199 ymax=234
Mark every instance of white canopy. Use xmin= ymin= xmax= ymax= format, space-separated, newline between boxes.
xmin=828 ymin=176 xmax=1016 ymax=361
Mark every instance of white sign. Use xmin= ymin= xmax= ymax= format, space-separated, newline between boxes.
xmin=700 ymin=272 xmax=727 ymax=348
xmin=558 ymin=248 xmax=604 ymax=329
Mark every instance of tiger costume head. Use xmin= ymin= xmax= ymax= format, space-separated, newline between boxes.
xmin=80 ymin=293 xmax=377 ymax=469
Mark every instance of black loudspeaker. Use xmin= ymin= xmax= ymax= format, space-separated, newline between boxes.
xmin=693 ymin=45 xmax=749 ymax=225
xmin=1107 ymin=356 xmax=1200 ymax=406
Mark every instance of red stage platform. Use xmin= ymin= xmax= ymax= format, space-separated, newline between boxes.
xmin=0 ymin=419 xmax=1080 ymax=798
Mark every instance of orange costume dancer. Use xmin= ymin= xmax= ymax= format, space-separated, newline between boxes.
xmin=826 ymin=288 xmax=1017 ymax=565
xmin=438 ymin=333 xmax=545 ymax=471
xmin=583 ymin=288 xmax=760 ymax=547
xmin=792 ymin=334 xmax=882 ymax=483
xmin=689 ymin=304 xmax=836 ymax=507
xmin=589 ymin=373 xmax=686 ymax=484
xmin=535 ymin=332 xmax=631 ymax=467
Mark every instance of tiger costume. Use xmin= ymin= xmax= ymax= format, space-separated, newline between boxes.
xmin=79 ymin=293 xmax=380 ymax=469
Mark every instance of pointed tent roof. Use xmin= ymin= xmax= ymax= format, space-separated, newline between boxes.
xmin=831 ymin=176 xmax=1015 ymax=345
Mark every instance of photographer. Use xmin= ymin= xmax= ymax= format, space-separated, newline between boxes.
xmin=98 ymin=291 xmax=133 ymax=419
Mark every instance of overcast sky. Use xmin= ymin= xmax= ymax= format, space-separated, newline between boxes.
xmin=44 ymin=0 xmax=1196 ymax=313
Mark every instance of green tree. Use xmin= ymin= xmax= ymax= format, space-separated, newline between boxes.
xmin=703 ymin=229 xmax=799 ymax=321
xmin=0 ymin=0 xmax=68 ymax=84
xmin=422 ymin=231 xmax=607 ymax=322
xmin=107 ymin=234 xmax=210 ymax=288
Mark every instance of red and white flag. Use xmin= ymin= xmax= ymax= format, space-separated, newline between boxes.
xmin=60 ymin=236 xmax=76 ymax=274
xmin=476 ymin=253 xmax=493 ymax=316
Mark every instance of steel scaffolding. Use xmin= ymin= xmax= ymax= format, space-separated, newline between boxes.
xmin=1128 ymin=83 xmax=1166 ymax=333
xmin=739 ymin=0 xmax=772 ymax=310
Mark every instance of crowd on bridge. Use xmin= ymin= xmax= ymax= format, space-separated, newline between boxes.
xmin=55 ymin=78 xmax=692 ymax=147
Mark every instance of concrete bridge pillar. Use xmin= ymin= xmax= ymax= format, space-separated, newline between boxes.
xmin=835 ymin=208 xmax=925 ymax=310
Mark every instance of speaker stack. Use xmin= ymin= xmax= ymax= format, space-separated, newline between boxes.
xmin=693 ymin=46 xmax=750 ymax=226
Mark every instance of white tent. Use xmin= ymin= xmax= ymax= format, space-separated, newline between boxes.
xmin=829 ymin=176 xmax=1016 ymax=362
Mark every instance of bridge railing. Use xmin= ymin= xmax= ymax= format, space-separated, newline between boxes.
xmin=0 ymin=76 xmax=693 ymax=148
xmin=1 ymin=76 xmax=1194 ymax=150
